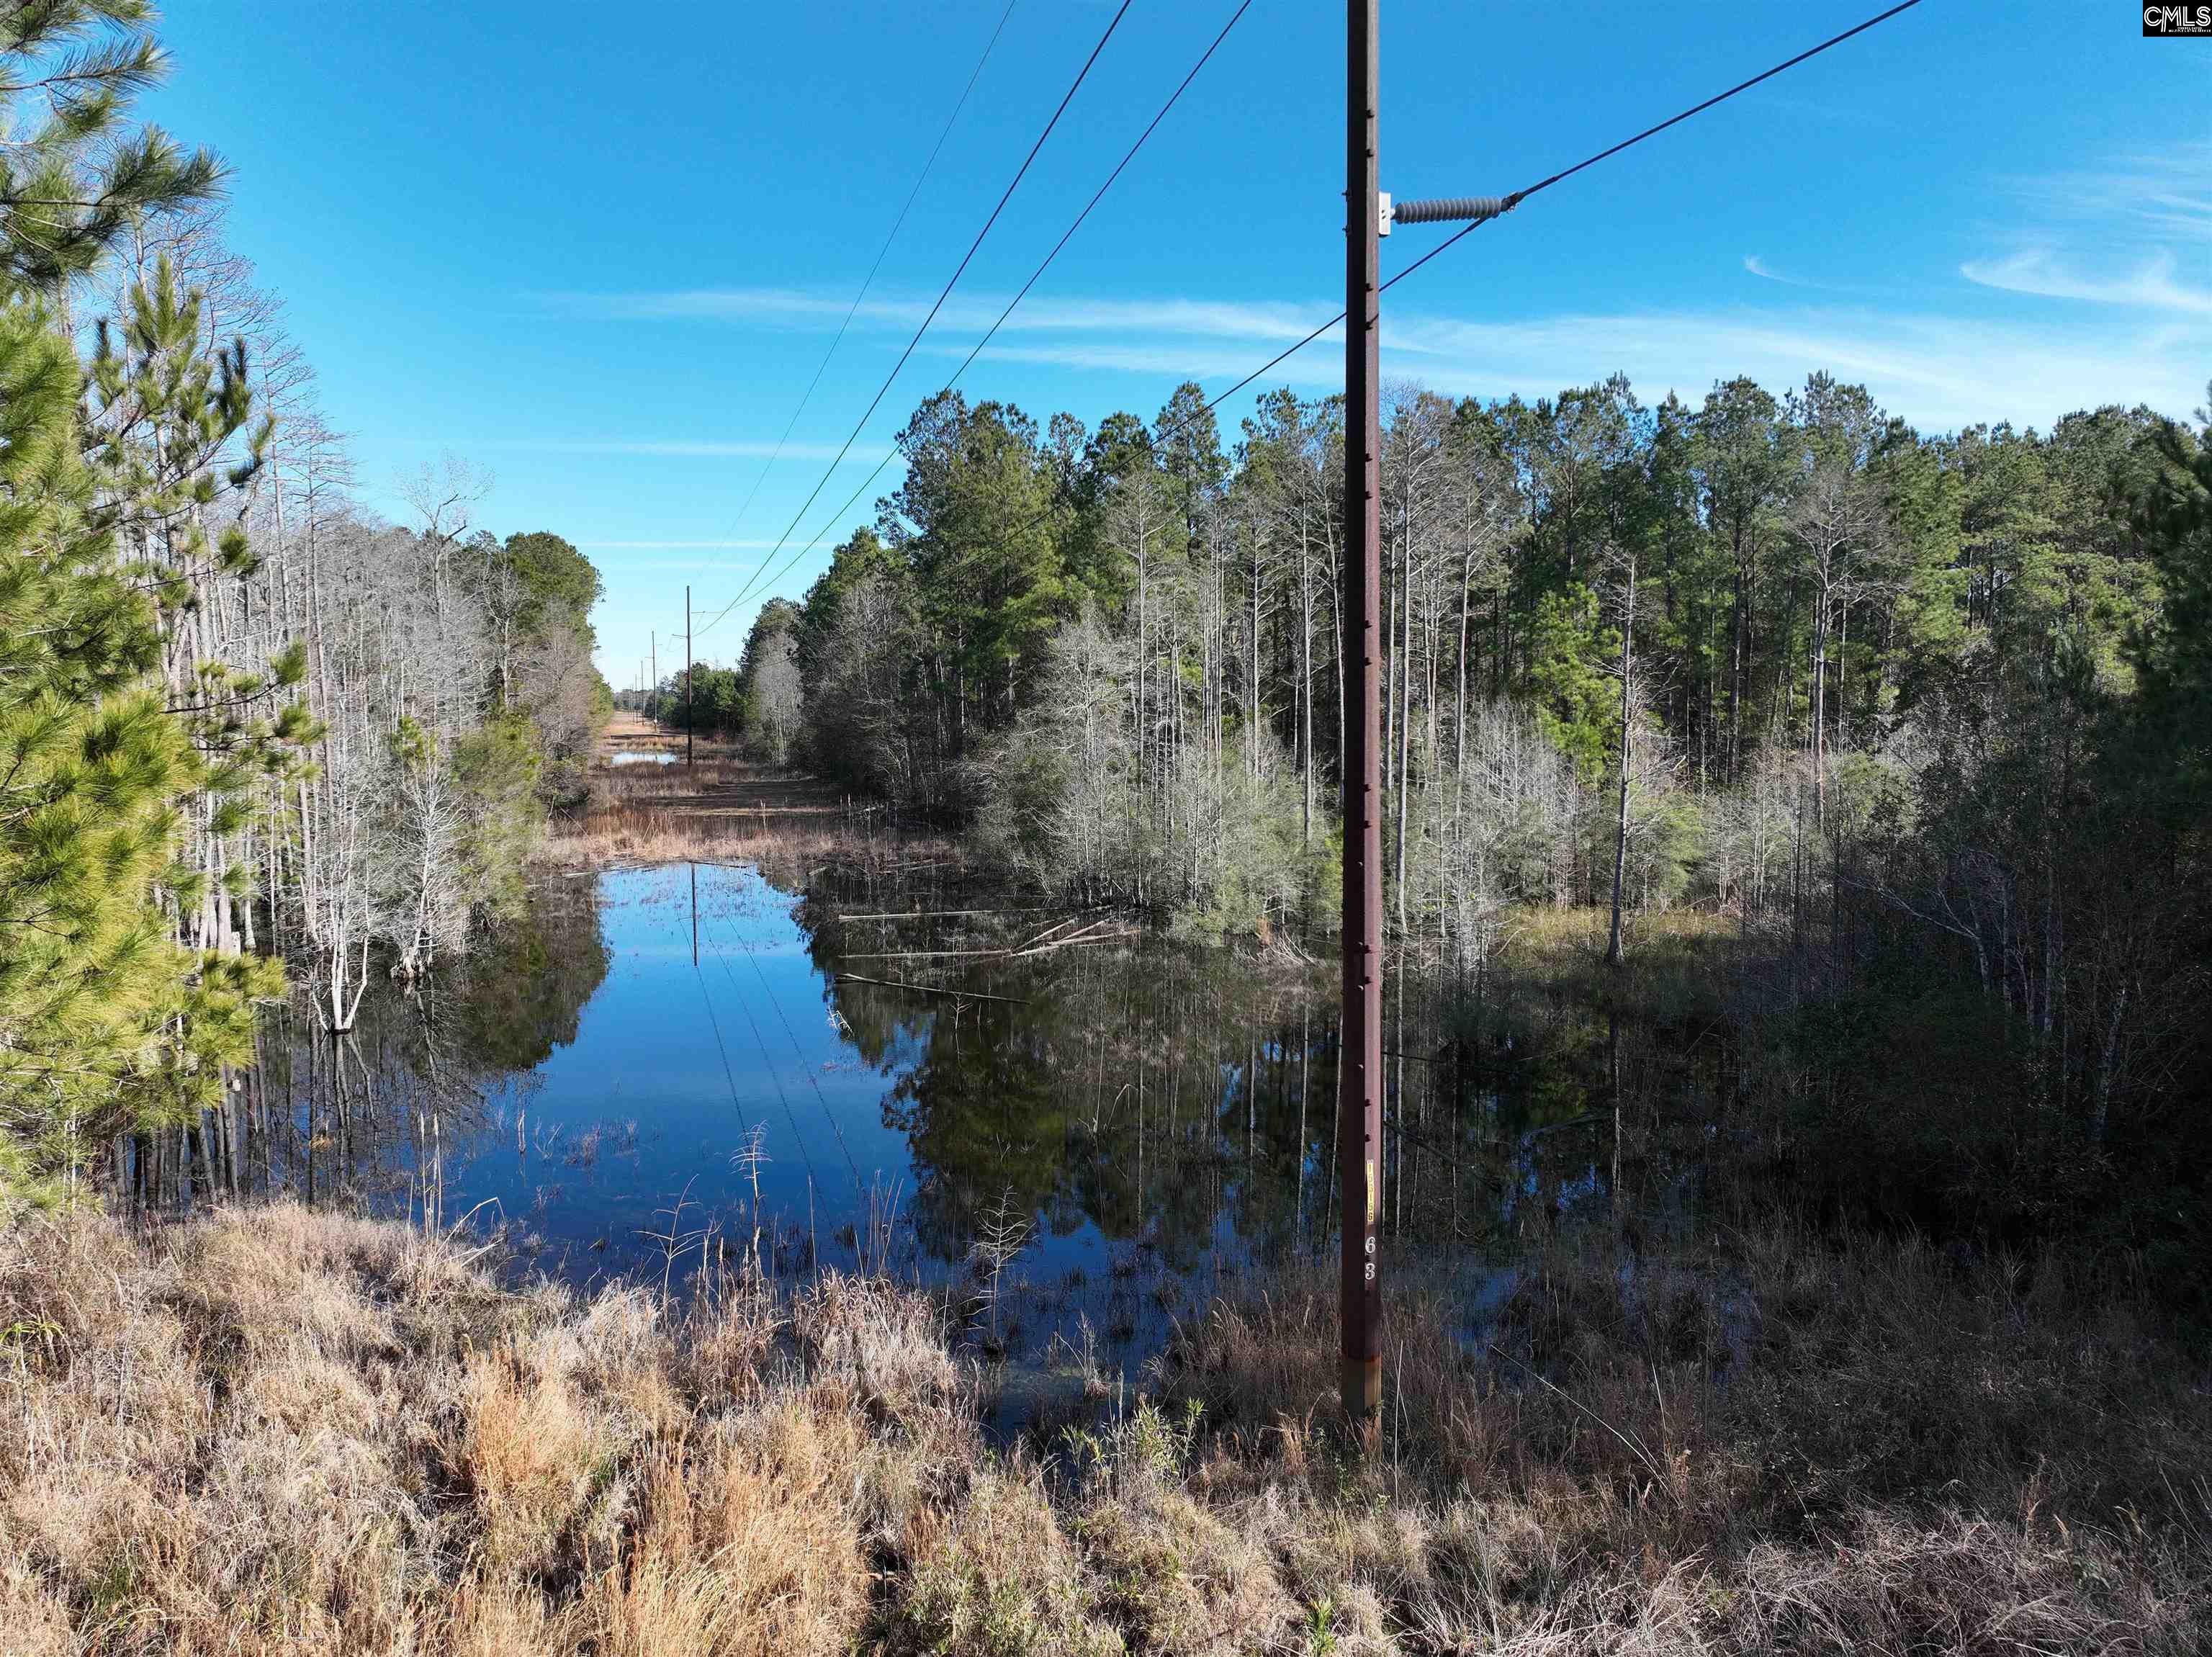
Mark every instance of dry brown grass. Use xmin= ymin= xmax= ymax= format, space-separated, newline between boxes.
xmin=1164 ymin=1223 xmax=2212 ymax=1653
xmin=0 ymin=1208 xmax=948 ymax=1656
xmin=541 ymin=745 xmax=956 ymax=876
xmin=1 ymin=1205 xmax=2206 ymax=1654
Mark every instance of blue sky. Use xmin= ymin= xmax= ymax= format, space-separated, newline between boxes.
xmin=148 ymin=2 xmax=2211 ymax=682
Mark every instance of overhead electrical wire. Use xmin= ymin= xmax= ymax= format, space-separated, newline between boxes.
xmin=1132 ymin=0 xmax=1934 ymax=490
xmin=714 ymin=0 xmax=1022 ymax=556
xmin=1378 ymin=0 xmax=1928 ymax=294
xmin=690 ymin=954 xmax=754 ymax=1132
xmin=721 ymin=0 xmax=1927 ymax=603
xmin=696 ymin=0 xmax=1138 ymax=642
xmin=701 ymin=928 xmax=823 ymax=1191
xmin=937 ymin=0 xmax=1259 ymax=396
xmin=700 ymin=0 xmax=1262 ymax=626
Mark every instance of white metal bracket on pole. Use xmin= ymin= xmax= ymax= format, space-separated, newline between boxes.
xmin=1377 ymin=190 xmax=1392 ymax=237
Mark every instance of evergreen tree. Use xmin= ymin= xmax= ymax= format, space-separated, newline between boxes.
xmin=0 ymin=300 xmax=273 ymax=1209
xmin=885 ymin=392 xmax=1074 ymax=741
xmin=0 ymin=1 xmax=222 ymax=295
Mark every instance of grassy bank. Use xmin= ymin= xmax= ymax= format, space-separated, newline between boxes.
xmin=3 ymin=1206 xmax=2206 ymax=1654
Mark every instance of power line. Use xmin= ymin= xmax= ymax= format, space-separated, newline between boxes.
xmin=1382 ymin=0 xmax=1928 ymax=291
xmin=714 ymin=0 xmax=1021 ymax=557
xmin=690 ymin=954 xmax=753 ymax=1131
xmin=702 ymin=0 xmax=1262 ymax=621
xmin=696 ymin=0 xmax=1137 ymax=642
xmin=704 ymin=0 xmax=1925 ymax=619
xmin=1163 ymin=0 xmax=1933 ymax=455
xmin=939 ymin=0 xmax=1258 ymax=395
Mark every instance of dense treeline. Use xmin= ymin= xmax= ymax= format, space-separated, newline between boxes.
xmin=629 ymin=597 xmax=804 ymax=761
xmin=0 ymin=5 xmax=608 ymax=1208
xmin=717 ymin=367 xmax=2210 ymax=1238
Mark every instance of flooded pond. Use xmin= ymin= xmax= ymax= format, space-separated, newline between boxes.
xmin=606 ymin=750 xmax=678 ymax=766
xmin=229 ymin=862 xmax=1739 ymax=1387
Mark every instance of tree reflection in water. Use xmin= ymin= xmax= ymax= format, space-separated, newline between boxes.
xmin=178 ymin=862 xmax=1736 ymax=1389
xmin=180 ymin=874 xmax=611 ymax=1221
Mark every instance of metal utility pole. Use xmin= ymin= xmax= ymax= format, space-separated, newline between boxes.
xmin=685 ymin=588 xmax=694 ymax=768
xmin=1339 ymin=0 xmax=1383 ymax=1424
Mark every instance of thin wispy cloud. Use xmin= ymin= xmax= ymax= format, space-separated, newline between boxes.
xmin=535 ymin=285 xmax=1327 ymax=346
xmin=1743 ymin=253 xmax=1828 ymax=289
xmin=1377 ymin=307 xmax=2201 ymax=432
xmin=940 ymin=298 xmax=2198 ymax=434
xmin=470 ymin=438 xmax=895 ymax=463
xmin=1962 ymin=248 xmax=2212 ymax=317
xmin=1997 ymin=140 xmax=2212 ymax=246
xmin=1961 ymin=141 xmax=2212 ymax=325
xmin=537 ymin=287 xmax=876 ymax=325
xmin=542 ymin=142 xmax=2212 ymax=446
xmin=577 ymin=540 xmax=785 ymax=550
xmin=533 ymin=277 xmax=2205 ymax=436
xmin=925 ymin=333 xmax=1338 ymax=385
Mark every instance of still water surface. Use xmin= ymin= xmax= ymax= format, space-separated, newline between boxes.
xmin=246 ymin=862 xmax=1730 ymax=1381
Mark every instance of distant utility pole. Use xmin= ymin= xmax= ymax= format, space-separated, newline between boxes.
xmin=1339 ymin=0 xmax=1383 ymax=1425
xmin=685 ymin=588 xmax=694 ymax=767
xmin=651 ymin=632 xmax=657 ymax=703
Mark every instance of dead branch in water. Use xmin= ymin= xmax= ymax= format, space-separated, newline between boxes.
xmin=842 ymin=917 xmax=1135 ymax=964
xmin=837 ymin=908 xmax=1035 ymax=922
xmin=1008 ymin=915 xmax=1092 ymax=952
xmin=841 ymin=946 xmax=1037 ymax=963
xmin=1011 ymin=920 xmax=1133 ymax=958
xmin=833 ymin=972 xmax=1028 ymax=1005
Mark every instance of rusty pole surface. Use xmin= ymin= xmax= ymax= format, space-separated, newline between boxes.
xmin=1339 ymin=0 xmax=1383 ymax=1423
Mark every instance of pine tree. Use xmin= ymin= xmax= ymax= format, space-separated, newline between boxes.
xmin=0 ymin=2 xmax=223 ymax=295
xmin=88 ymin=255 xmax=313 ymax=963
xmin=0 ymin=300 xmax=274 ymax=1211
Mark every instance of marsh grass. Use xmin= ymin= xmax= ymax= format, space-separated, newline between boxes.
xmin=1166 ymin=1224 xmax=2211 ymax=1653
xmin=544 ymin=745 xmax=956 ymax=879
xmin=1488 ymin=904 xmax=1748 ymax=1025
xmin=4 ymin=1205 xmax=2204 ymax=1654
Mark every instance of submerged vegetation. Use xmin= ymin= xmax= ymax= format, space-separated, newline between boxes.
xmin=1 ymin=1203 xmax=2204 ymax=1655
